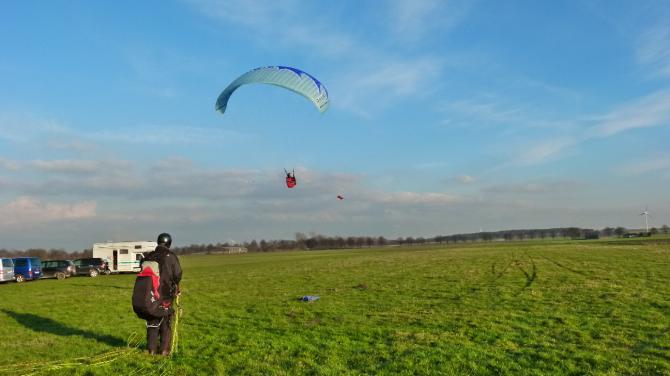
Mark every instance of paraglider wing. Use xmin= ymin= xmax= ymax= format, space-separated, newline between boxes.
xmin=216 ymin=66 xmax=329 ymax=115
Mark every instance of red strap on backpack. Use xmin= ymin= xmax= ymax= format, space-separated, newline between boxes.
xmin=138 ymin=267 xmax=160 ymax=300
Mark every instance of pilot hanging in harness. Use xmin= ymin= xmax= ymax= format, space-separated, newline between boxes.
xmin=132 ymin=233 xmax=182 ymax=356
xmin=285 ymin=169 xmax=297 ymax=188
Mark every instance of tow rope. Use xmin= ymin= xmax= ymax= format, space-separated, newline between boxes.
xmin=170 ymin=294 xmax=182 ymax=356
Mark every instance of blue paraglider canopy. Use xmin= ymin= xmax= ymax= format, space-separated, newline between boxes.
xmin=216 ymin=66 xmax=329 ymax=115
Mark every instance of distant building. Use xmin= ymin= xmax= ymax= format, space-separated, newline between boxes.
xmin=188 ymin=246 xmax=248 ymax=255
xmin=623 ymin=232 xmax=650 ymax=238
xmin=221 ymin=246 xmax=247 ymax=254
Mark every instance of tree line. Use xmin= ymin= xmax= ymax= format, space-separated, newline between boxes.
xmin=0 ymin=248 xmax=92 ymax=260
xmin=173 ymin=225 xmax=670 ymax=254
xmin=1 ymin=225 xmax=668 ymax=258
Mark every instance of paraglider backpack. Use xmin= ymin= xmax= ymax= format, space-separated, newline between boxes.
xmin=132 ymin=254 xmax=173 ymax=320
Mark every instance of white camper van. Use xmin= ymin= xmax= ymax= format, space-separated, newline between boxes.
xmin=92 ymin=241 xmax=157 ymax=273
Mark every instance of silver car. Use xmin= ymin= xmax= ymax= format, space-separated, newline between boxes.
xmin=0 ymin=258 xmax=15 ymax=282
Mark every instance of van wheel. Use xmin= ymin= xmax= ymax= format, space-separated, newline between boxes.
xmin=89 ymin=269 xmax=99 ymax=278
xmin=15 ymin=274 xmax=24 ymax=283
xmin=104 ymin=269 xmax=111 ymax=275
xmin=56 ymin=272 xmax=66 ymax=280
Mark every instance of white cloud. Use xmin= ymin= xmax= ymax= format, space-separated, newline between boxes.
xmin=386 ymin=0 xmax=473 ymax=43
xmin=333 ymin=57 xmax=443 ymax=116
xmin=122 ymin=45 xmax=227 ymax=99
xmin=0 ymin=196 xmax=96 ymax=227
xmin=87 ymin=125 xmax=251 ymax=145
xmin=510 ymin=89 xmax=670 ymax=166
xmin=442 ymin=93 xmax=579 ymax=133
xmin=13 ymin=159 xmax=358 ymax=202
xmin=446 ymin=97 xmax=526 ymax=125
xmin=514 ymin=137 xmax=579 ymax=166
xmin=373 ymin=191 xmax=460 ymax=205
xmin=357 ymin=58 xmax=442 ymax=97
xmin=588 ymin=90 xmax=670 ymax=137
xmin=0 ymin=112 xmax=68 ymax=143
xmin=483 ymin=180 xmax=583 ymax=194
xmin=30 ymin=159 xmax=131 ymax=175
xmin=620 ymin=155 xmax=670 ymax=175
xmin=3 ymin=157 xmax=464 ymax=226
xmin=0 ymin=158 xmax=20 ymax=171
xmin=457 ymin=175 xmax=475 ymax=184
xmin=0 ymin=111 xmax=253 ymax=147
xmin=0 ymin=155 xmax=661 ymax=248
xmin=46 ymin=139 xmax=94 ymax=152
xmin=188 ymin=0 xmax=296 ymax=28
xmin=186 ymin=0 xmax=355 ymax=58
xmin=637 ymin=22 xmax=670 ymax=77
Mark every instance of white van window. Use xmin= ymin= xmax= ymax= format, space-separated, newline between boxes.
xmin=120 ymin=249 xmax=128 ymax=255
xmin=2 ymin=259 xmax=12 ymax=267
xmin=135 ymin=254 xmax=143 ymax=261
xmin=135 ymin=245 xmax=142 ymax=249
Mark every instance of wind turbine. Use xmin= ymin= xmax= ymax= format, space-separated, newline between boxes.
xmin=639 ymin=206 xmax=652 ymax=233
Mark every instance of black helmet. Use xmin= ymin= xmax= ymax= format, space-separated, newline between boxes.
xmin=157 ymin=233 xmax=172 ymax=248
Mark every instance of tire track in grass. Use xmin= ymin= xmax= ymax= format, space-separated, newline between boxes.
xmin=491 ymin=257 xmax=515 ymax=282
xmin=513 ymin=253 xmax=537 ymax=295
xmin=537 ymin=254 xmax=587 ymax=276
xmin=484 ymin=252 xmax=516 ymax=303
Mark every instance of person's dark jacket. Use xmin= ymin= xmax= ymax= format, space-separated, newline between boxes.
xmin=144 ymin=245 xmax=182 ymax=301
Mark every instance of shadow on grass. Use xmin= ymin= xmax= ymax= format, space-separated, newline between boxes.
xmin=64 ymin=280 xmax=132 ymax=290
xmin=1 ymin=309 xmax=126 ymax=347
xmin=67 ymin=284 xmax=130 ymax=290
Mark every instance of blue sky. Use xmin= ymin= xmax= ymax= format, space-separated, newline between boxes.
xmin=1 ymin=0 xmax=669 ymax=249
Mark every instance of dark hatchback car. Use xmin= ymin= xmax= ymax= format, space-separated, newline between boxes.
xmin=72 ymin=258 xmax=109 ymax=277
xmin=41 ymin=260 xmax=75 ymax=280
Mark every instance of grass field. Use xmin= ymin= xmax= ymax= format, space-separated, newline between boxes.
xmin=0 ymin=238 xmax=669 ymax=375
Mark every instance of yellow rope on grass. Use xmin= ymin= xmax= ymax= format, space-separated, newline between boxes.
xmin=0 ymin=333 xmax=142 ymax=375
xmin=0 ymin=294 xmax=184 ymax=375
xmin=170 ymin=294 xmax=181 ymax=356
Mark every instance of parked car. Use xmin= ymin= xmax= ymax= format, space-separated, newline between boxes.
xmin=12 ymin=257 xmax=42 ymax=283
xmin=41 ymin=260 xmax=74 ymax=280
xmin=0 ymin=258 xmax=15 ymax=282
xmin=64 ymin=260 xmax=76 ymax=276
xmin=72 ymin=258 xmax=109 ymax=277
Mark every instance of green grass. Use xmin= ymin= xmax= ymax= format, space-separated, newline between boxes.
xmin=1 ymin=238 xmax=669 ymax=375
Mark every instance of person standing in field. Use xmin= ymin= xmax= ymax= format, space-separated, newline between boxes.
xmin=144 ymin=232 xmax=182 ymax=356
